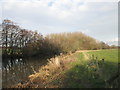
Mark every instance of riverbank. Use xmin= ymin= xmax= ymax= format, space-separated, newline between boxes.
xmin=12 ymin=49 xmax=119 ymax=88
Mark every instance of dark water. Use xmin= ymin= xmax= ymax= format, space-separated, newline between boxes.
xmin=2 ymin=58 xmax=47 ymax=88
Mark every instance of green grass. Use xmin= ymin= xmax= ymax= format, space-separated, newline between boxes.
xmin=87 ymin=49 xmax=119 ymax=87
xmin=87 ymin=49 xmax=118 ymax=63
xmin=60 ymin=49 xmax=119 ymax=88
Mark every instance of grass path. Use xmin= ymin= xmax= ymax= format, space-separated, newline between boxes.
xmin=75 ymin=49 xmax=101 ymax=53
xmin=82 ymin=52 xmax=89 ymax=60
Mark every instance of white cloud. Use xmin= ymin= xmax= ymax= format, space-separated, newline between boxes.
xmin=106 ymin=37 xmax=119 ymax=46
xmin=0 ymin=0 xmax=118 ymax=43
xmin=108 ymin=38 xmax=120 ymax=42
xmin=0 ymin=2 xmax=2 ymax=23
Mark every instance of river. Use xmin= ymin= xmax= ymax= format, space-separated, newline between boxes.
xmin=2 ymin=58 xmax=48 ymax=88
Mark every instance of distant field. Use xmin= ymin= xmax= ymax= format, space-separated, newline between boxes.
xmin=63 ymin=49 xmax=119 ymax=88
xmin=87 ymin=49 xmax=118 ymax=63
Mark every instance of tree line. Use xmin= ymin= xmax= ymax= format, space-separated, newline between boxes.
xmin=1 ymin=19 xmax=60 ymax=59
xmin=0 ymin=19 xmax=116 ymax=59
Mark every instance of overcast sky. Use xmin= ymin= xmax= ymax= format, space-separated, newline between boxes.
xmin=0 ymin=0 xmax=119 ymax=45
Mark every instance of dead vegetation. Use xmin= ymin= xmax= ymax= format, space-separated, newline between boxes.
xmin=12 ymin=52 xmax=76 ymax=88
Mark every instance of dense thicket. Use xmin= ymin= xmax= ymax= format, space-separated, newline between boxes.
xmin=23 ymin=36 xmax=61 ymax=58
xmin=46 ymin=32 xmax=110 ymax=53
xmin=1 ymin=19 xmax=110 ymax=59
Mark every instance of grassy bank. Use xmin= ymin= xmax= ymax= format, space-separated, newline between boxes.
xmin=13 ymin=49 xmax=119 ymax=88
xmin=61 ymin=49 xmax=119 ymax=88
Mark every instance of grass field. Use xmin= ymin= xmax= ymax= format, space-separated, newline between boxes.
xmin=59 ymin=49 xmax=119 ymax=88
xmin=87 ymin=49 xmax=118 ymax=79
xmin=14 ymin=49 xmax=119 ymax=88
xmin=87 ymin=49 xmax=118 ymax=63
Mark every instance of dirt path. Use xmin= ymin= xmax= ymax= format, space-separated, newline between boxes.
xmin=75 ymin=49 xmax=101 ymax=53
xmin=75 ymin=50 xmax=101 ymax=60
xmin=82 ymin=52 xmax=89 ymax=60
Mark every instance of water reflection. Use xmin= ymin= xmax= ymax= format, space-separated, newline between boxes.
xmin=2 ymin=58 xmax=47 ymax=88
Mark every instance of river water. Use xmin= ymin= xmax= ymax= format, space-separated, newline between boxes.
xmin=2 ymin=58 xmax=48 ymax=88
